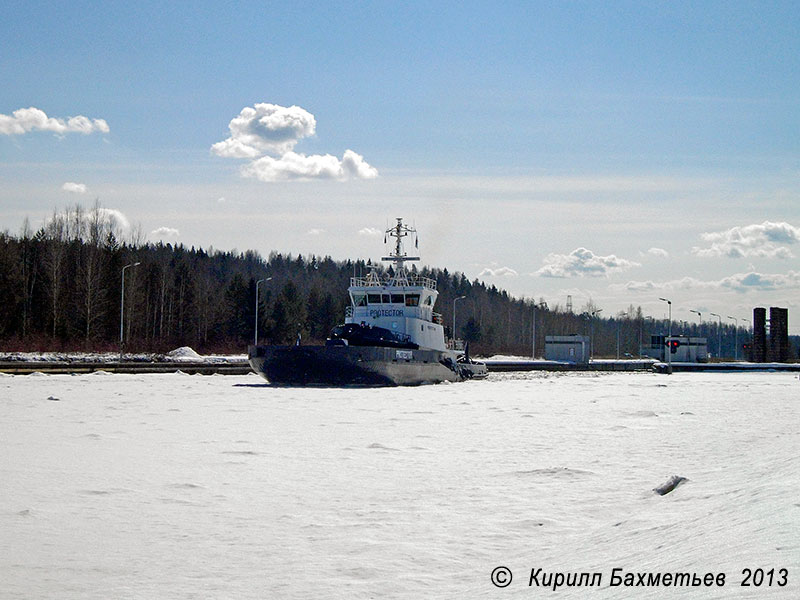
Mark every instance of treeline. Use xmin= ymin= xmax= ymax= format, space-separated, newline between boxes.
xmin=1 ymin=203 xmax=796 ymax=358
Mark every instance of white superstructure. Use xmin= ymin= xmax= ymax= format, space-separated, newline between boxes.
xmin=345 ymin=219 xmax=447 ymax=352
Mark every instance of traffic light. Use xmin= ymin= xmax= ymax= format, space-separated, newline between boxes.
xmin=669 ymin=340 xmax=680 ymax=354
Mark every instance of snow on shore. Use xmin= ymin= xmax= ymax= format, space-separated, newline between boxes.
xmin=0 ymin=347 xmax=247 ymax=363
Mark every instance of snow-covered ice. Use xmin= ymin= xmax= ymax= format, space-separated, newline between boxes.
xmin=1 ymin=371 xmax=798 ymax=598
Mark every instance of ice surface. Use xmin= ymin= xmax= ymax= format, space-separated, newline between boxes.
xmin=1 ymin=371 xmax=798 ymax=598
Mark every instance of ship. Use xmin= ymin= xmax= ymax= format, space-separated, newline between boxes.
xmin=248 ymin=218 xmax=488 ymax=386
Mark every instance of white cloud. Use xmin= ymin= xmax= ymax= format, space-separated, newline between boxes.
xmin=479 ymin=266 xmax=518 ymax=277
xmin=241 ymin=151 xmax=340 ymax=182
xmin=612 ymin=276 xmax=715 ymax=293
xmin=0 ymin=107 xmax=109 ymax=135
xmin=62 ymin=182 xmax=87 ymax=194
xmin=615 ymin=270 xmax=800 ymax=293
xmin=341 ymin=149 xmax=379 ymax=179
xmin=307 ymin=228 xmax=324 ymax=236
xmin=692 ymin=221 xmax=800 ymax=259
xmin=535 ymin=248 xmax=640 ymax=278
xmin=645 ymin=247 xmax=669 ymax=258
xmin=241 ymin=149 xmax=378 ymax=182
xmin=719 ymin=270 xmax=800 ymax=292
xmin=212 ymin=102 xmax=377 ymax=182
xmin=358 ymin=227 xmax=382 ymax=237
xmin=620 ymin=280 xmax=659 ymax=292
xmin=151 ymin=226 xmax=180 ymax=238
xmin=211 ymin=103 xmax=316 ymax=158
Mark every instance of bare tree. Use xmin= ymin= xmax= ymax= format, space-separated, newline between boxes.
xmin=19 ymin=218 xmax=38 ymax=337
xmin=77 ymin=201 xmax=114 ymax=341
xmin=42 ymin=210 xmax=68 ymax=338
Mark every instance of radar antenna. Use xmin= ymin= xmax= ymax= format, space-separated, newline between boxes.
xmin=382 ymin=218 xmax=419 ymax=280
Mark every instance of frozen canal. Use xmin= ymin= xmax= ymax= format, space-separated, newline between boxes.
xmin=1 ymin=371 xmax=798 ymax=598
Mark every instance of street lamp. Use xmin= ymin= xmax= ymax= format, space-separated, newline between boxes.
xmin=658 ymin=297 xmax=672 ymax=373
xmin=590 ymin=308 xmax=602 ymax=359
xmin=452 ymin=296 xmax=466 ymax=347
xmin=120 ymin=261 xmax=141 ymax=360
xmin=530 ymin=300 xmax=548 ymax=359
xmin=254 ymin=277 xmax=273 ymax=346
xmin=742 ymin=318 xmax=750 ymax=359
xmin=728 ymin=316 xmax=739 ymax=360
xmin=709 ymin=312 xmax=722 ymax=359
xmin=616 ymin=311 xmax=626 ymax=359
xmin=640 ymin=315 xmax=654 ymax=358
xmin=689 ymin=309 xmax=702 ymax=328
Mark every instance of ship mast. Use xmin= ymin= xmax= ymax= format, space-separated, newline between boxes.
xmin=381 ymin=218 xmax=419 ymax=283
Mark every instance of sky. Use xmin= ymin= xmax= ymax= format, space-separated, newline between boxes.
xmin=2 ymin=0 xmax=799 ymax=333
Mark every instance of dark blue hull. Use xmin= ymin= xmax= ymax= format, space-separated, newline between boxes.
xmin=248 ymin=345 xmax=466 ymax=386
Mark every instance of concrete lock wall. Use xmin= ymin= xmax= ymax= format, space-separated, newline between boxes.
xmin=669 ymin=337 xmax=709 ymax=362
xmin=545 ymin=335 xmax=589 ymax=364
xmin=642 ymin=336 xmax=708 ymax=362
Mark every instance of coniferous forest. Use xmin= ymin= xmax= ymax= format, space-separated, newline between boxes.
xmin=1 ymin=203 xmax=796 ymax=358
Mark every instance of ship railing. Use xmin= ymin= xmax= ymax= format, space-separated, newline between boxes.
xmin=350 ymin=274 xmax=437 ymax=290
xmin=432 ymin=312 xmax=443 ymax=325
xmin=345 ymin=306 xmax=354 ymax=318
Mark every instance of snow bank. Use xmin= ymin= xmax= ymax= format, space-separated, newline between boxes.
xmin=166 ymin=346 xmax=203 ymax=361
xmin=0 ymin=350 xmax=247 ymax=364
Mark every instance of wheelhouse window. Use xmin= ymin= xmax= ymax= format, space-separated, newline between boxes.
xmin=390 ymin=294 xmax=405 ymax=304
xmin=367 ymin=294 xmax=382 ymax=304
xmin=352 ymin=293 xmax=366 ymax=307
xmin=382 ymin=294 xmax=391 ymax=304
xmin=405 ymin=294 xmax=420 ymax=307
xmin=424 ymin=295 xmax=433 ymax=306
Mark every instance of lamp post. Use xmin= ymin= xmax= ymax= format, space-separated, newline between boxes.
xmin=639 ymin=316 xmax=650 ymax=357
xmin=530 ymin=300 xmax=548 ymax=359
xmin=120 ymin=261 xmax=141 ymax=360
xmin=709 ymin=312 xmax=722 ymax=359
xmin=452 ymin=295 xmax=467 ymax=344
xmin=658 ymin=297 xmax=672 ymax=373
xmin=452 ymin=296 xmax=467 ymax=344
xmin=728 ymin=316 xmax=739 ymax=360
xmin=254 ymin=277 xmax=273 ymax=347
xmin=689 ymin=309 xmax=702 ymax=330
xmin=616 ymin=311 xmax=626 ymax=359
xmin=742 ymin=318 xmax=750 ymax=359
xmin=590 ymin=308 xmax=602 ymax=359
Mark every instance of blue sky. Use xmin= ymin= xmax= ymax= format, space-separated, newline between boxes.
xmin=2 ymin=0 xmax=799 ymax=333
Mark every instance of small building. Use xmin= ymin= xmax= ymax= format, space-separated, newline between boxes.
xmin=643 ymin=335 xmax=708 ymax=362
xmin=545 ymin=334 xmax=589 ymax=364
